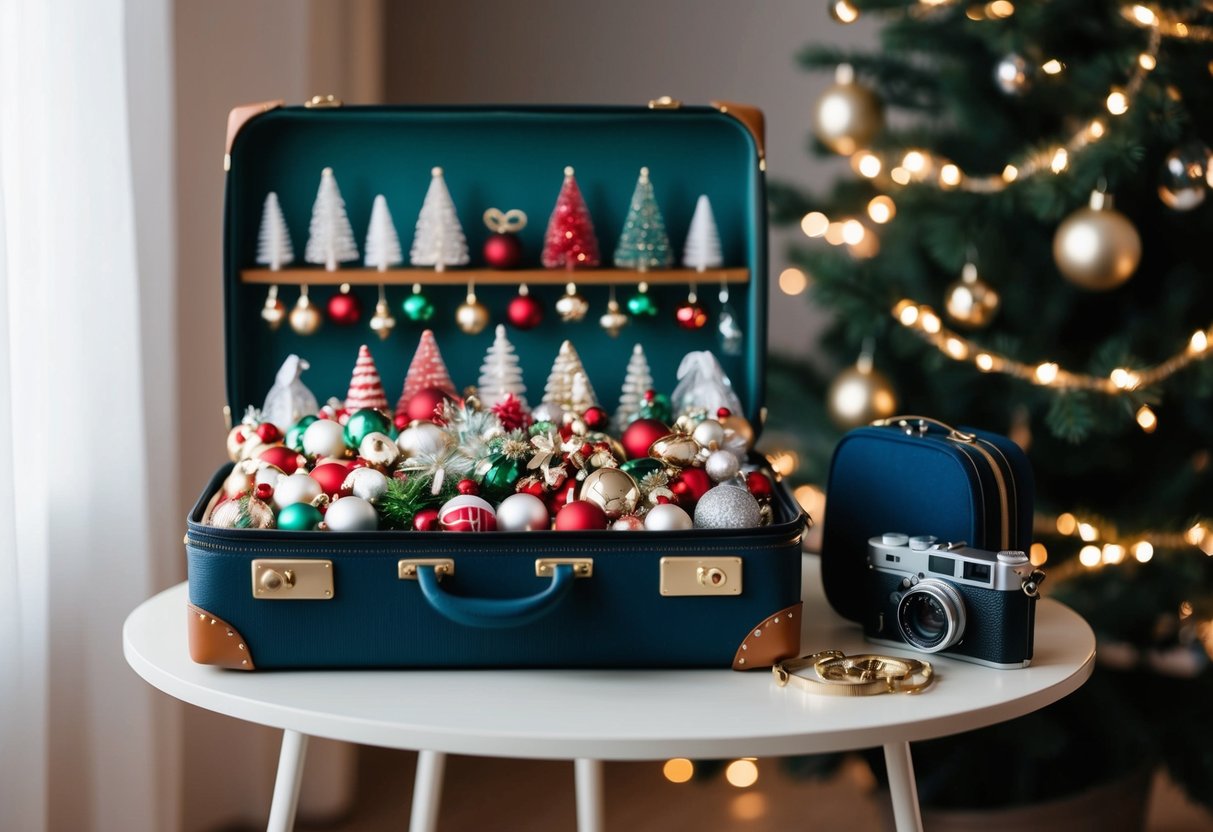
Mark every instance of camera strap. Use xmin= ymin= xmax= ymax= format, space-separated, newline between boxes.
xmin=772 ymin=650 xmax=935 ymax=696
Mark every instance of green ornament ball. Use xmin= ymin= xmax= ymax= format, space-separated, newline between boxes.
xmin=638 ymin=392 xmax=672 ymax=423
xmin=402 ymin=292 xmax=435 ymax=322
xmin=277 ymin=502 xmax=323 ymax=531
xmin=344 ymin=408 xmax=392 ymax=449
xmin=481 ymin=455 xmax=529 ymax=502
xmin=529 ymin=420 xmax=557 ymax=436
xmin=286 ymin=416 xmax=318 ymax=452
xmin=621 ymin=457 xmax=663 ymax=479
xmin=626 ymin=290 xmax=658 ymax=317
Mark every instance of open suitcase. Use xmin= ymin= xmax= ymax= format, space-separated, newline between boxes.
xmin=185 ymin=99 xmax=807 ymax=671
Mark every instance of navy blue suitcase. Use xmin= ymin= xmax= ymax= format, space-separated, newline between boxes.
xmin=820 ymin=416 xmax=1035 ymax=624
xmin=185 ymin=100 xmax=807 ymax=671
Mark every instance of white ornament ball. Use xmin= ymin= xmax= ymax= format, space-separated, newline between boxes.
xmin=359 ymin=431 xmax=400 ymax=468
xmin=323 ymin=495 xmax=379 ymax=532
xmin=532 ymin=402 xmax=565 ymax=425
xmin=496 ymin=493 xmax=552 ymax=531
xmin=272 ymin=471 xmax=324 ymax=511
xmin=223 ymin=463 xmax=256 ymax=498
xmin=342 ymin=467 xmax=389 ymax=503
xmin=644 ymin=503 xmax=693 ymax=531
xmin=438 ymin=494 xmax=498 ymax=532
xmin=397 ymin=421 xmax=450 ymax=458
xmin=694 ymin=484 xmax=761 ymax=529
xmin=302 ymin=419 xmax=348 ymax=458
xmin=705 ymin=449 xmax=741 ymax=482
xmin=611 ymin=515 xmax=646 ymax=531
xmin=692 ymin=419 xmax=726 ymax=449
xmin=255 ymin=463 xmax=284 ymax=489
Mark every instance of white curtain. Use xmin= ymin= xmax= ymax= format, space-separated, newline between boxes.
xmin=0 ymin=0 xmax=179 ymax=830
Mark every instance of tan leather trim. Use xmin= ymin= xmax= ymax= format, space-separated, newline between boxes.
xmin=733 ymin=602 xmax=802 ymax=671
xmin=710 ymin=101 xmax=766 ymax=161
xmin=188 ymin=603 xmax=255 ymax=670
xmin=225 ymin=100 xmax=285 ymax=155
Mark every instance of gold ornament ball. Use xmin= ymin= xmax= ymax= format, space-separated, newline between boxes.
xmin=813 ymin=64 xmax=884 ymax=156
xmin=455 ymin=297 xmax=490 ymax=334
xmin=370 ymin=299 xmax=397 ymax=340
xmin=944 ymin=262 xmax=1000 ymax=329
xmin=556 ymin=283 xmax=590 ymax=322
xmin=1052 ymin=192 xmax=1141 ymax=292
xmin=289 ymin=296 xmax=322 ymax=335
xmin=579 ymin=467 xmax=641 ymax=519
xmin=826 ymin=363 xmax=898 ymax=430
xmin=261 ymin=296 xmax=286 ymax=330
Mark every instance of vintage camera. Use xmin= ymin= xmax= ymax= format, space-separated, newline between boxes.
xmin=863 ymin=533 xmax=1044 ymax=669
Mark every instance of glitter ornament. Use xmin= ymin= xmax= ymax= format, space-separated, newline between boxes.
xmin=324 ymin=496 xmax=379 ymax=532
xmin=302 ymin=419 xmax=348 ymax=458
xmin=209 ymin=494 xmax=275 ymax=529
xmin=813 ymin=64 xmax=884 ymax=155
xmin=542 ymin=166 xmax=600 ymax=269
xmin=945 ymin=261 xmax=1000 ymax=329
xmin=579 ymin=468 xmax=640 ymax=519
xmin=496 ymin=492 xmax=552 ymax=531
xmin=439 ymin=494 xmax=498 ymax=532
xmin=705 ymin=449 xmax=741 ymax=482
xmin=644 ymin=503 xmax=693 ymax=531
xmin=277 ymin=502 xmax=324 ymax=531
xmin=273 ymin=472 xmax=324 ymax=511
xmin=554 ymin=500 xmax=608 ymax=531
xmin=694 ymin=483 xmax=761 ymax=529
xmin=342 ymin=467 xmax=389 ymax=503
xmin=1052 ymin=190 xmax=1141 ymax=291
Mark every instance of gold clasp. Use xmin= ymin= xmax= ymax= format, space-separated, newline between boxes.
xmin=304 ymin=94 xmax=343 ymax=108
xmin=660 ymin=557 xmax=743 ymax=596
xmin=535 ymin=558 xmax=593 ymax=579
xmin=251 ymin=559 xmax=333 ymax=600
xmin=648 ymin=95 xmax=682 ymax=109
xmin=398 ymin=559 xmax=455 ymax=581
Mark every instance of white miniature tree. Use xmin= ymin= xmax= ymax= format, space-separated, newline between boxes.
xmin=304 ymin=167 xmax=360 ymax=270
xmin=477 ymin=325 xmax=528 ymax=410
xmin=256 ymin=192 xmax=294 ymax=270
xmin=364 ymin=194 xmax=403 ymax=270
xmin=613 ymin=343 xmax=654 ymax=433
xmin=409 ymin=166 xmax=469 ymax=271
xmin=542 ymin=340 xmax=597 ymax=412
xmin=682 ymin=194 xmax=723 ymax=271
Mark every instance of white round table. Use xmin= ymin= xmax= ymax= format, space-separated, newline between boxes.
xmin=123 ymin=556 xmax=1094 ymax=832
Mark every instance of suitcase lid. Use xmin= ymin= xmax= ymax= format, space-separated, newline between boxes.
xmin=223 ymin=102 xmax=768 ymax=429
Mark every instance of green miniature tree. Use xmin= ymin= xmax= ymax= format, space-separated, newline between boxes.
xmin=613 ymin=166 xmax=672 ymax=270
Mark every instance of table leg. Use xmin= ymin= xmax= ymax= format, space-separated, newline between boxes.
xmin=883 ymin=741 xmax=924 ymax=832
xmin=266 ymin=730 xmax=309 ymax=832
xmin=409 ymin=750 xmax=447 ymax=832
xmin=574 ymin=758 xmax=603 ymax=832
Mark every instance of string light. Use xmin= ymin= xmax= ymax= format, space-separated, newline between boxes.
xmin=725 ymin=759 xmax=760 ymax=788
xmin=663 ymin=758 xmax=694 ymax=783
xmin=801 ymin=211 xmax=828 ymax=237
xmin=779 ymin=267 xmax=809 ymax=296
xmin=1041 ymin=58 xmax=1065 ymax=75
xmin=867 ymin=195 xmax=896 ymax=223
xmin=1136 ymin=404 xmax=1158 ymax=433
xmin=1037 ymin=512 xmax=1213 ymax=576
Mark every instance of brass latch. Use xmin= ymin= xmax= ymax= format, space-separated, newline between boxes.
xmin=305 ymin=94 xmax=343 ymax=108
xmin=660 ymin=557 xmax=743 ymax=596
xmin=535 ymin=558 xmax=594 ymax=578
xmin=648 ymin=95 xmax=682 ymax=109
xmin=252 ymin=559 xmax=334 ymax=600
xmin=398 ymin=559 xmax=456 ymax=580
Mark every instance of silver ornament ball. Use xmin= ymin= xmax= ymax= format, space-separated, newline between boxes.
xmin=705 ymin=449 xmax=741 ymax=482
xmin=644 ymin=503 xmax=693 ymax=531
xmin=691 ymin=418 xmax=726 ymax=449
xmin=496 ymin=493 xmax=552 ymax=531
xmin=323 ymin=495 xmax=379 ymax=532
xmin=693 ymin=484 xmax=761 ymax=529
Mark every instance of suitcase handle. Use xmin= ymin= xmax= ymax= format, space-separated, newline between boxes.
xmin=415 ymin=563 xmax=578 ymax=629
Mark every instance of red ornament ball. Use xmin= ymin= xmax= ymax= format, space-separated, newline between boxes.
xmin=326 ymin=291 xmax=362 ymax=326
xmin=717 ymin=407 xmax=732 ymax=419
xmin=670 ymin=467 xmax=712 ymax=509
xmin=255 ymin=422 xmax=283 ymax=443
xmin=457 ymin=478 xmax=479 ymax=496
xmin=554 ymin=500 xmax=608 ymax=531
xmin=310 ymin=462 xmax=352 ymax=496
xmin=406 ymin=387 xmax=451 ymax=424
xmin=674 ymin=301 xmax=708 ymax=330
xmin=394 ymin=413 xmax=410 ymax=431
xmin=621 ymin=418 xmax=671 ymax=460
xmin=506 ymin=293 xmax=544 ymax=330
xmin=413 ymin=507 xmax=441 ymax=532
xmin=582 ymin=406 xmax=609 ymax=432
xmin=484 ymin=233 xmax=523 ymax=269
xmin=259 ymin=445 xmax=306 ymax=475
xmin=254 ymin=482 xmax=274 ymax=501
xmin=439 ymin=495 xmax=498 ymax=532
xmin=746 ymin=471 xmax=775 ymax=502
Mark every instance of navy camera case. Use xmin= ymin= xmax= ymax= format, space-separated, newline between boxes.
xmin=820 ymin=417 xmax=1035 ymax=624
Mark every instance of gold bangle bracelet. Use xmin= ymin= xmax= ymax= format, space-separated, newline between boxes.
xmin=772 ymin=650 xmax=935 ymax=696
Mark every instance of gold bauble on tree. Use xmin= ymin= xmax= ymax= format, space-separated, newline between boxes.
xmin=455 ymin=291 xmax=490 ymax=335
xmin=1052 ymin=190 xmax=1141 ymax=291
xmin=813 ymin=64 xmax=884 ymax=156
xmin=827 ymin=351 xmax=898 ymax=430
xmin=288 ymin=287 xmax=322 ymax=335
xmin=945 ymin=261 xmax=1000 ymax=329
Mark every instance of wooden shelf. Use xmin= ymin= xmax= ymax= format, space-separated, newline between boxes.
xmin=240 ymin=267 xmax=750 ymax=287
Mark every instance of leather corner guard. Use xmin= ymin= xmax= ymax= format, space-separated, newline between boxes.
xmin=188 ymin=603 xmax=255 ymax=670
xmin=733 ymin=602 xmax=802 ymax=671
xmin=710 ymin=101 xmax=766 ymax=161
xmin=225 ymin=99 xmax=284 ymax=154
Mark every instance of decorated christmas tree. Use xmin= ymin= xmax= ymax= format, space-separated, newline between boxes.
xmin=304 ymin=167 xmax=359 ymax=270
xmin=256 ymin=192 xmax=294 ymax=270
xmin=613 ymin=166 xmax=672 ymax=270
xmin=477 ymin=324 xmax=528 ymax=410
xmin=396 ymin=329 xmax=458 ymax=420
xmin=542 ymin=340 xmax=597 ymax=412
xmin=613 ymin=344 xmax=653 ymax=433
xmin=682 ymin=194 xmax=723 ymax=272
xmin=542 ymin=166 xmax=600 ymax=269
xmin=344 ymin=345 xmax=389 ymax=413
xmin=364 ymin=194 xmax=403 ymax=270
xmin=768 ymin=0 xmax=1213 ymax=811
xmin=409 ymin=166 xmax=469 ymax=271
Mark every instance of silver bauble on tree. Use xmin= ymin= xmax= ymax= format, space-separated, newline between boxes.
xmin=1052 ymin=190 xmax=1141 ymax=291
xmin=1158 ymin=141 xmax=1209 ymax=211
xmin=813 ymin=64 xmax=884 ymax=156
xmin=993 ymin=53 xmax=1032 ymax=96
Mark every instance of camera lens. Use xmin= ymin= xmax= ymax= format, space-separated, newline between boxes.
xmin=896 ymin=579 xmax=966 ymax=652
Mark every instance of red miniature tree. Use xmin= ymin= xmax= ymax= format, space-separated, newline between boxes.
xmin=344 ymin=344 xmax=389 ymax=413
xmin=396 ymin=329 xmax=458 ymax=419
xmin=542 ymin=166 xmax=600 ymax=270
